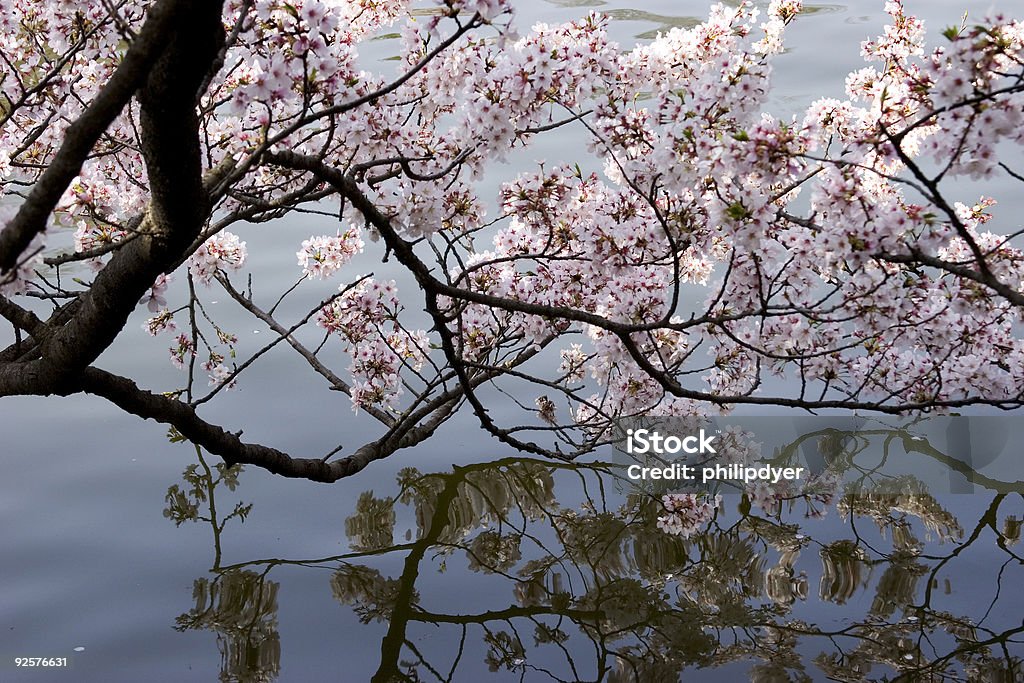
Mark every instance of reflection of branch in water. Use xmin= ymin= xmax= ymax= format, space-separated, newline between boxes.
xmin=164 ymin=444 xmax=277 ymax=683
xmin=166 ymin=446 xmax=1024 ymax=682
xmin=762 ymin=424 xmax=1024 ymax=501
xmin=163 ymin=440 xmax=252 ymax=569
xmin=896 ymin=431 xmax=1024 ymax=495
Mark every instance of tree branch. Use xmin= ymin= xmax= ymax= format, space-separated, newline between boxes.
xmin=0 ymin=0 xmax=207 ymax=273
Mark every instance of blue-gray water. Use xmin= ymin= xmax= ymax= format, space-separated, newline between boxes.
xmin=2 ymin=1 xmax=1023 ymax=681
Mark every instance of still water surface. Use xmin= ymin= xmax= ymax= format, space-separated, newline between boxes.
xmin=2 ymin=1 xmax=1023 ymax=681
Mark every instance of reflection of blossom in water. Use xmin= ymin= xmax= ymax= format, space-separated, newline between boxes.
xmin=965 ymin=657 xmax=1024 ymax=683
xmin=628 ymin=519 xmax=691 ymax=582
xmin=399 ymin=464 xmax=556 ymax=547
xmin=676 ymin=532 xmax=766 ymax=608
xmin=467 ymin=531 xmax=522 ymax=573
xmin=741 ymin=626 xmax=811 ymax=679
xmin=609 ymin=654 xmax=690 ymax=683
xmin=175 ymin=570 xmax=280 ymax=683
xmin=819 ymin=540 xmax=870 ymax=605
xmin=557 ymin=510 xmax=631 ymax=578
xmin=830 ymin=627 xmax=926 ymax=676
xmin=173 ymin=433 xmax=1019 ymax=682
xmin=657 ymin=493 xmax=721 ymax=537
xmin=838 ymin=477 xmax=964 ymax=544
xmin=893 ymin=497 xmax=963 ymax=544
xmin=299 ymin=450 xmax=1010 ymax=679
xmin=763 ymin=549 xmax=808 ymax=607
xmin=331 ymin=565 xmax=413 ymax=624
xmin=484 ymin=630 xmax=526 ymax=673
xmin=576 ymin=577 xmax=668 ymax=636
xmin=344 ymin=491 xmax=395 ymax=552
xmin=890 ymin=521 xmax=924 ymax=555
xmin=870 ymin=557 xmax=927 ymax=618
xmin=747 ymin=659 xmax=808 ymax=683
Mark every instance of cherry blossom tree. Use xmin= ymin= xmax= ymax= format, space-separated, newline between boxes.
xmin=2 ymin=0 xmax=1024 ymax=482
